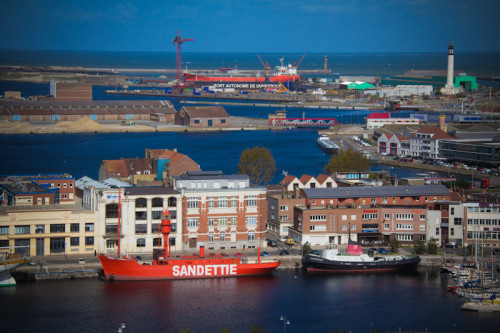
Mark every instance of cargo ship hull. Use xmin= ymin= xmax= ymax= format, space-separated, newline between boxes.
xmin=98 ymin=254 xmax=280 ymax=281
xmin=184 ymin=73 xmax=299 ymax=83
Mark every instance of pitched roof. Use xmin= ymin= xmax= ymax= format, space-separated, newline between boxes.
xmin=316 ymin=174 xmax=332 ymax=185
xmin=103 ymin=158 xmax=152 ymax=177
xmin=279 ymin=175 xmax=299 ymax=186
xmin=299 ymin=174 xmax=314 ymax=184
xmin=415 ymin=127 xmax=454 ymax=139
xmin=302 ymin=185 xmax=450 ymax=199
xmin=148 ymin=149 xmax=189 ymax=164
xmin=182 ymin=106 xmax=229 ymax=118
xmin=394 ymin=134 xmax=410 ymax=141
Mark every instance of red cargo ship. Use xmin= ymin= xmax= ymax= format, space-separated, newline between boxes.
xmin=98 ymin=210 xmax=280 ymax=281
xmin=183 ymin=58 xmax=300 ymax=83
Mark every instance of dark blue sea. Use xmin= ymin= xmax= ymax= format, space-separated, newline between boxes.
xmin=1 ymin=268 xmax=500 ymax=333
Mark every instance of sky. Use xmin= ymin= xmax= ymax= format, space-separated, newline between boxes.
xmin=1 ymin=0 xmax=499 ymax=53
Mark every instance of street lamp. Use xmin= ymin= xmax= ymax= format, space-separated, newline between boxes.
xmin=280 ymin=315 xmax=290 ymax=333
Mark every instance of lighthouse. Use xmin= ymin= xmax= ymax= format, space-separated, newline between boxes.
xmin=445 ymin=42 xmax=454 ymax=89
xmin=441 ymin=41 xmax=463 ymax=95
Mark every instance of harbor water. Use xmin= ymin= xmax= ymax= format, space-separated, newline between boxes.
xmin=1 ymin=268 xmax=500 ymax=333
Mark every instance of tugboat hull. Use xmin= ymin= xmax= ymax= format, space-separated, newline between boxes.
xmin=303 ymin=255 xmax=421 ymax=273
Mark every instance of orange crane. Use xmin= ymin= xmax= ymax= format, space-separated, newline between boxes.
xmin=257 ymin=54 xmax=270 ymax=80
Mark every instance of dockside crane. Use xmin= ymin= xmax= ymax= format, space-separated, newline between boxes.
xmin=257 ymin=54 xmax=270 ymax=80
xmin=293 ymin=53 xmax=306 ymax=69
xmin=173 ymin=29 xmax=194 ymax=84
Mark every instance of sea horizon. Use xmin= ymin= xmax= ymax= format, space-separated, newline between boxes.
xmin=1 ymin=49 xmax=499 ymax=77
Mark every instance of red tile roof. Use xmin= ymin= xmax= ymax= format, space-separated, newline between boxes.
xmin=299 ymin=174 xmax=314 ymax=184
xmin=315 ymin=174 xmax=331 ymax=185
xmin=414 ymin=126 xmax=454 ymax=139
xmin=279 ymin=175 xmax=298 ymax=185
xmin=181 ymin=106 xmax=229 ymax=118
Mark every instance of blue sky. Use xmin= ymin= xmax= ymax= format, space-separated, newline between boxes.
xmin=1 ymin=0 xmax=499 ymax=53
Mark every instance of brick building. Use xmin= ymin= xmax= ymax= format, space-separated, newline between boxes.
xmin=175 ymin=106 xmax=230 ymax=127
xmin=174 ymin=171 xmax=267 ymax=250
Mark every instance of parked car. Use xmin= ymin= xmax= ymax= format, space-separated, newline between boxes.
xmin=368 ymin=248 xmax=378 ymax=254
xmin=261 ymin=251 xmax=270 ymax=256
xmin=285 ymin=238 xmax=295 ymax=246
xmin=267 ymin=240 xmax=277 ymax=247
xmin=378 ymin=248 xmax=388 ymax=254
xmin=280 ymin=249 xmax=290 ymax=256
xmin=279 ymin=236 xmax=287 ymax=242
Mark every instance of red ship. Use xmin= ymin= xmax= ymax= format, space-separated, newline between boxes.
xmin=183 ymin=57 xmax=301 ymax=83
xmin=98 ymin=209 xmax=280 ymax=281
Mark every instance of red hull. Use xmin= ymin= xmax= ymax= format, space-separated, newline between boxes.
xmin=183 ymin=73 xmax=299 ymax=83
xmin=98 ymin=254 xmax=280 ymax=281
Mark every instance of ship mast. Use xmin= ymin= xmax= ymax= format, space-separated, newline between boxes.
xmin=117 ymin=187 xmax=121 ymax=258
xmin=161 ymin=210 xmax=172 ymax=258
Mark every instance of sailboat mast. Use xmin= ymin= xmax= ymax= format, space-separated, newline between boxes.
xmin=117 ymin=188 xmax=121 ymax=258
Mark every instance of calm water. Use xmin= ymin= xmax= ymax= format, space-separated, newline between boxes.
xmin=1 ymin=268 xmax=499 ymax=333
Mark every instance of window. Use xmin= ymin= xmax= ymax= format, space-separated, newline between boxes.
xmin=396 ymin=214 xmax=414 ymax=220
xmin=152 ymin=198 xmax=163 ymax=207
xmin=396 ymin=234 xmax=413 ymax=241
xmin=383 ymin=198 xmax=387 ymax=204
xmin=209 ymin=233 xmax=214 ymax=243
xmin=436 ymin=228 xmax=440 ymax=235
xmin=35 ymin=225 xmax=45 ymax=234
xmin=187 ymin=218 xmax=199 ymax=228
xmin=218 ymin=196 xmax=228 ymax=208
xmin=0 ymin=226 xmax=9 ymax=235
xmin=384 ymin=223 xmax=390 ymax=230
xmin=454 ymin=217 xmax=462 ymax=225
xmin=220 ymin=232 xmax=225 ymax=242
xmin=135 ymin=211 xmax=147 ymax=220
xmin=280 ymin=205 xmax=288 ymax=211
xmin=187 ymin=197 xmax=199 ymax=209
xmin=420 ymin=214 xmax=426 ymax=220
xmin=152 ymin=210 xmax=162 ymax=220
xmin=15 ymin=225 xmax=30 ymax=234
xmin=246 ymin=195 xmax=257 ymax=207
xmin=70 ymin=237 xmax=79 ymax=246
xmin=50 ymin=224 xmax=65 ymax=233
xmin=137 ymin=238 xmax=146 ymax=247
xmin=351 ymin=224 xmax=357 ymax=230
xmin=310 ymin=215 xmax=326 ymax=221
xmin=450 ymin=207 xmax=455 ymax=215
xmin=208 ymin=197 xmax=214 ymax=208
xmin=342 ymin=224 xmax=347 ymax=231
xmin=152 ymin=223 xmax=160 ymax=233
xmin=209 ymin=218 xmax=215 ymax=227
xmin=384 ymin=213 xmax=390 ymax=220
xmin=85 ymin=237 xmax=94 ymax=246
xmin=135 ymin=224 xmax=147 ymax=234
xmin=396 ymin=224 xmax=413 ymax=230
xmin=218 ymin=217 xmax=228 ymax=227
xmin=106 ymin=240 xmax=117 ymax=249
xmin=246 ymin=216 xmax=257 ymax=226
xmin=362 ymin=213 xmax=378 ymax=220
xmin=106 ymin=204 xmax=118 ymax=218
xmin=85 ymin=223 xmax=94 ymax=232
xmin=106 ymin=225 xmax=118 ymax=233
xmin=310 ymin=225 xmax=327 ymax=231
xmin=153 ymin=238 xmax=162 ymax=247
xmin=230 ymin=196 xmax=237 ymax=207
xmin=342 ymin=215 xmax=347 ymax=221
xmin=248 ymin=232 xmax=255 ymax=241
xmin=351 ymin=215 xmax=357 ymax=221
xmin=135 ymin=198 xmax=147 ymax=208
xmin=70 ymin=224 xmax=79 ymax=232
xmin=420 ymin=225 xmax=426 ymax=231
xmin=280 ymin=215 xmax=288 ymax=221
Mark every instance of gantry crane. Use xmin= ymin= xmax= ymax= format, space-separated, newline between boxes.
xmin=173 ymin=29 xmax=194 ymax=83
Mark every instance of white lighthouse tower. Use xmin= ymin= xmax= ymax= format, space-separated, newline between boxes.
xmin=441 ymin=41 xmax=463 ymax=95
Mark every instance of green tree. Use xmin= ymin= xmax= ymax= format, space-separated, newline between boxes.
xmin=414 ymin=239 xmax=426 ymax=254
xmin=323 ymin=149 xmax=370 ymax=174
xmin=238 ymin=146 xmax=276 ymax=185
xmin=427 ymin=238 xmax=438 ymax=255
xmin=302 ymin=242 xmax=312 ymax=257
xmin=389 ymin=238 xmax=400 ymax=253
